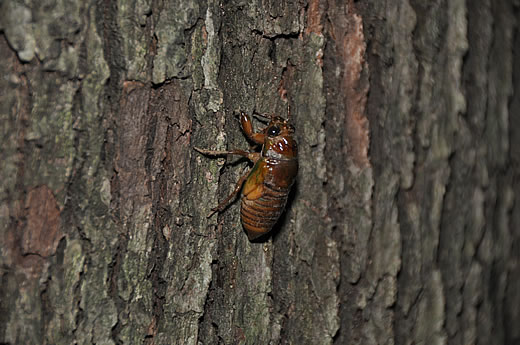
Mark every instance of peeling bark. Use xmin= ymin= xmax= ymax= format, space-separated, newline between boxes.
xmin=1 ymin=0 xmax=519 ymax=344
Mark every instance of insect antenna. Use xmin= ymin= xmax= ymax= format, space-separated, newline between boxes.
xmin=287 ymin=99 xmax=291 ymax=121
xmin=252 ymin=114 xmax=269 ymax=124
xmin=252 ymin=111 xmax=273 ymax=123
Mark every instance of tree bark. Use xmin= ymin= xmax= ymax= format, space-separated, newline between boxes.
xmin=0 ymin=0 xmax=519 ymax=344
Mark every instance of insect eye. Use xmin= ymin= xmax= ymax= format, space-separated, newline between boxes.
xmin=267 ymin=126 xmax=280 ymax=137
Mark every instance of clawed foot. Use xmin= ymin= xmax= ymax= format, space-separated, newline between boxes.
xmin=207 ymin=207 xmax=219 ymax=218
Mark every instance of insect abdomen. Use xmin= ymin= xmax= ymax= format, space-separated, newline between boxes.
xmin=240 ymin=183 xmax=290 ymax=240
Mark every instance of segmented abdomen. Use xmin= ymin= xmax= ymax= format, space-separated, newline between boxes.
xmin=240 ymin=182 xmax=290 ymax=240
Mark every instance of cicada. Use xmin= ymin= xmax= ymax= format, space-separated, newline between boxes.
xmin=195 ymin=112 xmax=298 ymax=240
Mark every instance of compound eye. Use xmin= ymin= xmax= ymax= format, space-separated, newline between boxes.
xmin=267 ymin=126 xmax=280 ymax=137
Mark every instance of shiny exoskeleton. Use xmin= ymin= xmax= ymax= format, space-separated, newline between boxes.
xmin=195 ymin=112 xmax=298 ymax=240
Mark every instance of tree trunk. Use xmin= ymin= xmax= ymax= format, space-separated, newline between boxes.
xmin=1 ymin=0 xmax=518 ymax=344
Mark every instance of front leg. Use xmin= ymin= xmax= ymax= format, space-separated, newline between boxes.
xmin=240 ymin=112 xmax=265 ymax=145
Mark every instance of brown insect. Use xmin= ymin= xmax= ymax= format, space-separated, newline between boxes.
xmin=195 ymin=112 xmax=298 ymax=240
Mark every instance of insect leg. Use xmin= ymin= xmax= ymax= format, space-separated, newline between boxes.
xmin=240 ymin=112 xmax=265 ymax=144
xmin=194 ymin=147 xmax=258 ymax=162
xmin=207 ymin=169 xmax=251 ymax=218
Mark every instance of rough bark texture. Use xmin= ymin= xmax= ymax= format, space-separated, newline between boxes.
xmin=0 ymin=0 xmax=519 ymax=345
